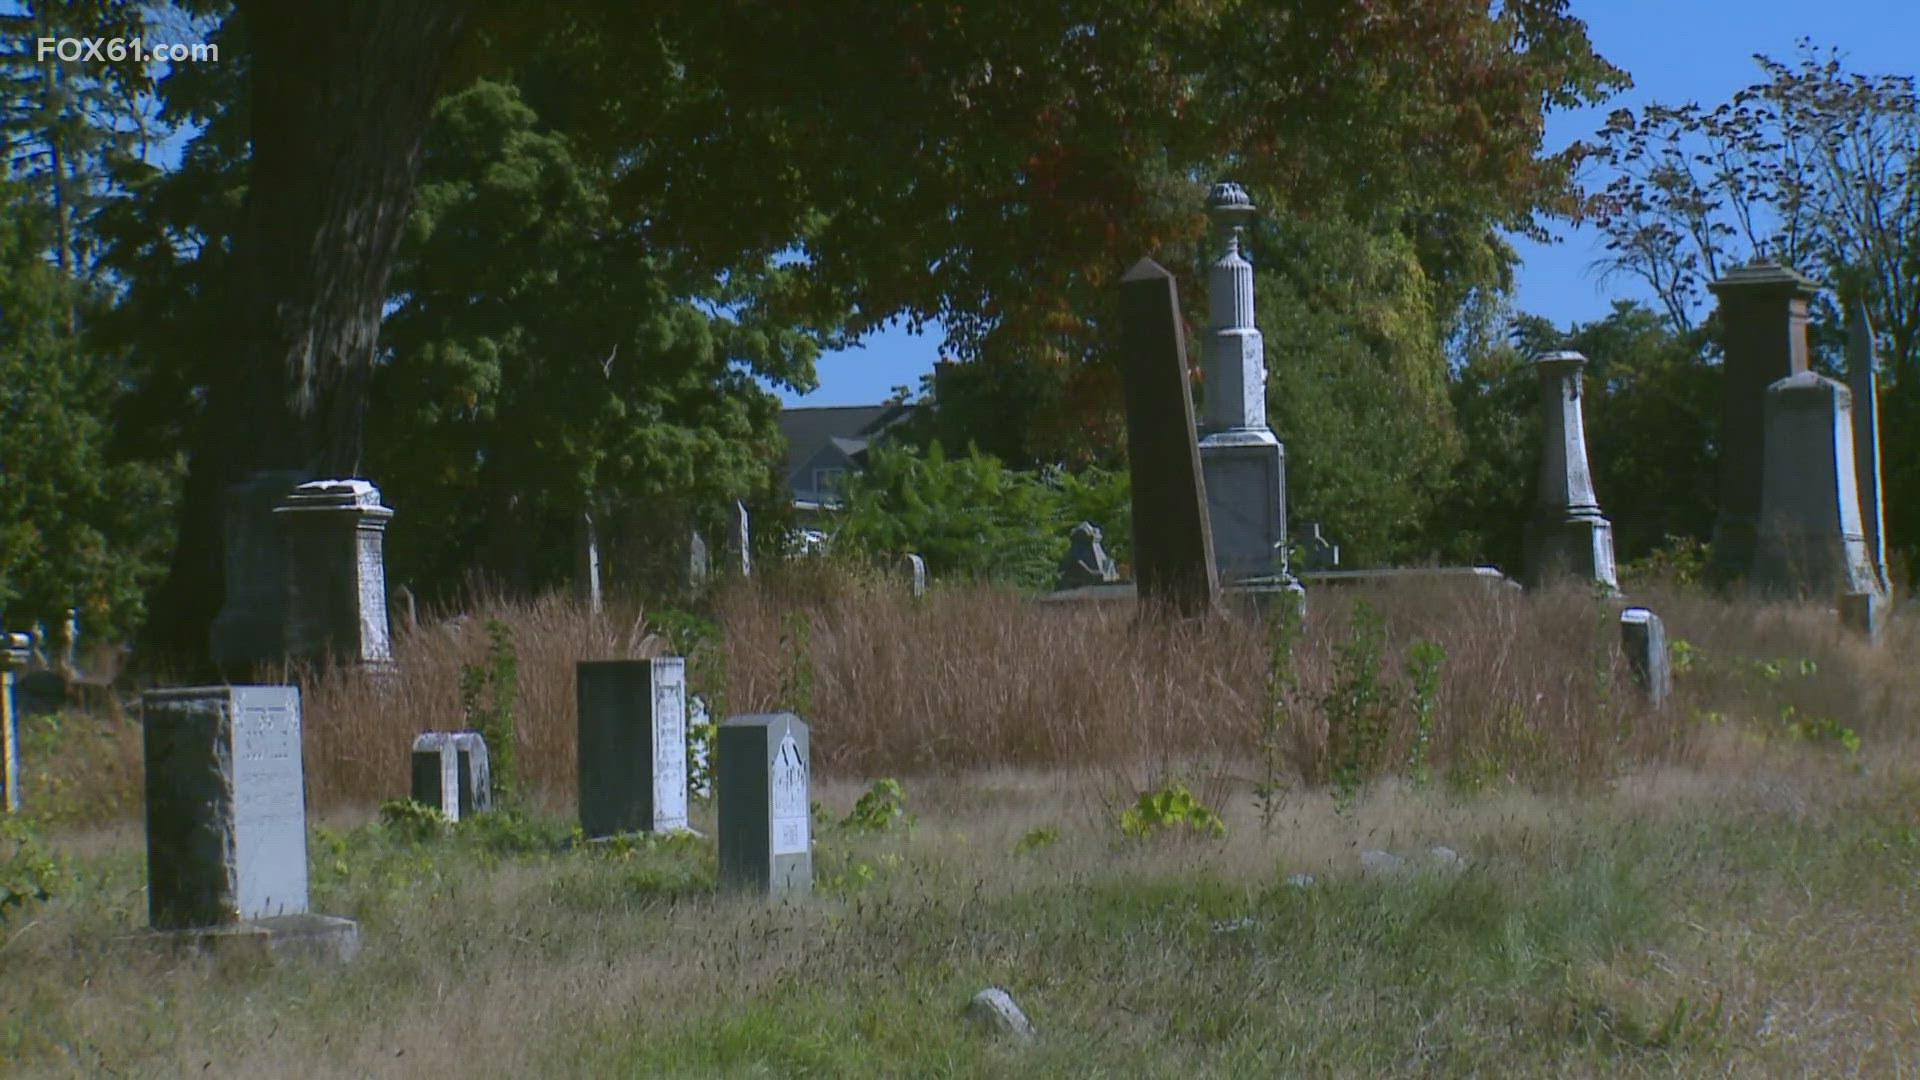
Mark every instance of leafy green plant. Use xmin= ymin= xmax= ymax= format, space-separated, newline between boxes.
xmin=1015 ymin=826 xmax=1061 ymax=853
xmin=379 ymin=798 xmax=450 ymax=842
xmin=1782 ymin=707 xmax=1861 ymax=754
xmin=839 ymin=778 xmax=909 ymax=833
xmin=1669 ymin=638 xmax=1698 ymax=676
xmin=1323 ymin=601 xmax=1393 ymax=807
xmin=1405 ymin=639 xmax=1446 ymax=786
xmin=461 ymin=618 xmax=519 ymax=807
xmin=0 ymin=815 xmax=69 ymax=918
xmin=1119 ymin=782 xmax=1226 ymax=840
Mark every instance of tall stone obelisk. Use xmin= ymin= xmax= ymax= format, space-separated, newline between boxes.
xmin=1522 ymin=351 xmax=1618 ymax=593
xmin=1196 ymin=181 xmax=1295 ymax=593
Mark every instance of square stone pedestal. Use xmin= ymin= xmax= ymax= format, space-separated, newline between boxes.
xmin=1199 ymin=434 xmax=1289 ymax=586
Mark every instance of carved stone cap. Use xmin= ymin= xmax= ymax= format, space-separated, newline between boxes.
xmin=1530 ymin=350 xmax=1589 ymax=374
xmin=274 ymin=478 xmax=393 ymax=518
xmin=1708 ymin=257 xmax=1821 ymax=298
xmin=1205 ymin=180 xmax=1255 ymax=230
xmin=1767 ymin=369 xmax=1851 ymax=404
xmin=1620 ymin=607 xmax=1655 ymax=625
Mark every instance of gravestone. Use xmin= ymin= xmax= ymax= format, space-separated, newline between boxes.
xmin=0 ymin=638 xmax=21 ymax=812
xmin=688 ymin=531 xmax=710 ymax=587
xmin=1523 ymin=351 xmax=1617 ymax=592
xmin=576 ymin=657 xmax=689 ymax=837
xmin=141 ymin=685 xmax=358 ymax=959
xmin=59 ymin=608 xmax=77 ymax=676
xmin=1298 ymin=522 xmax=1340 ymax=571
xmin=1847 ymin=301 xmax=1893 ymax=595
xmin=1118 ymin=257 xmax=1221 ymax=616
xmin=1055 ymin=521 xmax=1120 ymax=589
xmin=904 ymin=553 xmax=927 ymax=598
xmin=393 ymin=583 xmax=419 ymax=634
xmin=1750 ymin=372 xmax=1879 ymax=613
xmin=717 ymin=712 xmax=811 ymax=897
xmin=1195 ymin=181 xmax=1298 ymax=593
xmin=732 ymin=500 xmax=752 ymax=578
xmin=1619 ymin=608 xmax=1671 ymax=708
xmin=1707 ymin=258 xmax=1820 ymax=587
xmin=274 ymin=479 xmax=395 ymax=667
xmin=576 ymin=510 xmax=604 ymax=616
xmin=410 ymin=731 xmax=492 ymax=821
xmin=210 ymin=470 xmax=310 ymax=669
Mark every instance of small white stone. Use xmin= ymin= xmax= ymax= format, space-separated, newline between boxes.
xmin=1286 ymin=872 xmax=1315 ymax=888
xmin=1359 ymin=850 xmax=1407 ymax=874
xmin=967 ymin=987 xmax=1036 ymax=1041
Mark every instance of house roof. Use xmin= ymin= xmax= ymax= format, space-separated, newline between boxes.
xmin=777 ymin=403 xmax=918 ymax=489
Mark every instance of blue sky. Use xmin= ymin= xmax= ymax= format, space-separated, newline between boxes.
xmin=781 ymin=0 xmax=1920 ymax=407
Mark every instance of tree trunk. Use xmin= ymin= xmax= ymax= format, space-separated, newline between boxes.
xmin=137 ymin=0 xmax=473 ymax=675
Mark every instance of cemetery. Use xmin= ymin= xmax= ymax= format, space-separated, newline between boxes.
xmin=3 ymin=3 xmax=1920 ymax=1076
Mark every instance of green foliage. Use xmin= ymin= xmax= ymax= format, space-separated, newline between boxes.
xmin=839 ymin=778 xmax=909 ymax=834
xmin=378 ymin=798 xmax=450 ymax=842
xmin=1622 ymin=535 xmax=1712 ymax=591
xmin=461 ymin=619 xmax=519 ymax=807
xmin=1782 ymin=708 xmax=1861 ymax=755
xmin=1119 ymin=783 xmax=1225 ymax=841
xmin=1323 ymin=603 xmax=1394 ymax=806
xmin=650 ymin=609 xmax=727 ymax=796
xmin=0 ymin=815 xmax=69 ymax=918
xmin=1015 ymin=826 xmax=1060 ymax=853
xmin=834 ymin=443 xmax=1067 ymax=590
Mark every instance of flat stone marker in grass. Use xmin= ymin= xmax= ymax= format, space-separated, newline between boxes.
xmin=1619 ymin=608 xmax=1671 ymax=708
xmin=717 ymin=712 xmax=811 ymax=897
xmin=410 ymin=731 xmax=492 ymax=821
xmin=577 ymin=657 xmax=689 ymax=838
xmin=141 ymin=685 xmax=358 ymax=960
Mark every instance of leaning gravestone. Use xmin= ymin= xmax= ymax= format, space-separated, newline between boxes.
xmin=1118 ymin=257 xmax=1221 ymax=616
xmin=717 ymin=712 xmax=812 ymax=897
xmin=1619 ymin=608 xmax=1671 ymax=708
xmin=410 ymin=731 xmax=493 ymax=822
xmin=577 ymin=657 xmax=689 ymax=837
xmin=142 ymin=685 xmax=358 ymax=958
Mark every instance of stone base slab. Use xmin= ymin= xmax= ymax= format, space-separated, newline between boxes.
xmin=154 ymin=913 xmax=361 ymax=964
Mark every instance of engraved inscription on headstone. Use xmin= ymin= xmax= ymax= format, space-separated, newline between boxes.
xmin=652 ymin=669 xmax=688 ymax=831
xmin=770 ymin=733 xmax=809 ymax=856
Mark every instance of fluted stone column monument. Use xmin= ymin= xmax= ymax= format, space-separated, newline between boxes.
xmin=1707 ymin=258 xmax=1820 ymax=587
xmin=1196 ymin=182 xmax=1297 ymax=594
xmin=274 ymin=480 xmax=396 ymax=667
xmin=1523 ymin=351 xmax=1617 ymax=592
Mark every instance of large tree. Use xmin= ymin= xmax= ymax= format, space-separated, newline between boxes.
xmin=133 ymin=0 xmax=1622 ymax=669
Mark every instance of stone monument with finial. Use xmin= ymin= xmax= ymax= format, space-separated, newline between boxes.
xmin=1197 ymin=181 xmax=1300 ymax=598
xmin=1522 ymin=351 xmax=1617 ymax=592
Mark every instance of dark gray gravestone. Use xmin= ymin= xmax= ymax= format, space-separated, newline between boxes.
xmin=1118 ymin=258 xmax=1221 ymax=615
xmin=143 ymin=686 xmax=309 ymax=928
xmin=210 ymin=470 xmax=309 ymax=669
xmin=717 ymin=712 xmax=811 ymax=897
xmin=274 ymin=479 xmax=396 ymax=667
xmin=1751 ymin=371 xmax=1878 ymax=606
xmin=577 ymin=658 xmax=689 ymax=837
xmin=1706 ymin=259 xmax=1820 ymax=587
xmin=1619 ymin=608 xmax=1671 ymax=708
xmin=410 ymin=731 xmax=492 ymax=821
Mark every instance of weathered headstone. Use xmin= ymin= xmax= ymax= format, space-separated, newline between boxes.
xmin=1195 ymin=181 xmax=1298 ymax=593
xmin=1707 ymin=258 xmax=1820 ymax=587
xmin=1751 ymin=372 xmax=1879 ymax=612
xmin=410 ymin=731 xmax=492 ymax=821
xmin=732 ymin=500 xmax=752 ymax=578
xmin=576 ymin=509 xmax=604 ymax=616
xmin=274 ymin=479 xmax=395 ymax=667
xmin=717 ymin=712 xmax=811 ymax=897
xmin=576 ymin=657 xmax=689 ymax=837
xmin=1118 ymin=257 xmax=1221 ymax=616
xmin=1523 ymin=351 xmax=1617 ymax=592
xmin=210 ymin=469 xmax=310 ymax=669
xmin=1619 ymin=607 xmax=1671 ymax=708
xmin=1298 ymin=522 xmax=1339 ymax=571
xmin=904 ymin=553 xmax=927 ymax=598
xmin=688 ymin=531 xmax=710 ymax=587
xmin=59 ymin=608 xmax=78 ymax=676
xmin=1847 ymin=300 xmax=1893 ymax=595
xmin=1055 ymin=521 xmax=1120 ymax=589
xmin=141 ymin=685 xmax=358 ymax=959
xmin=0 ymin=637 xmax=23 ymax=812
xmin=393 ymin=583 xmax=419 ymax=635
